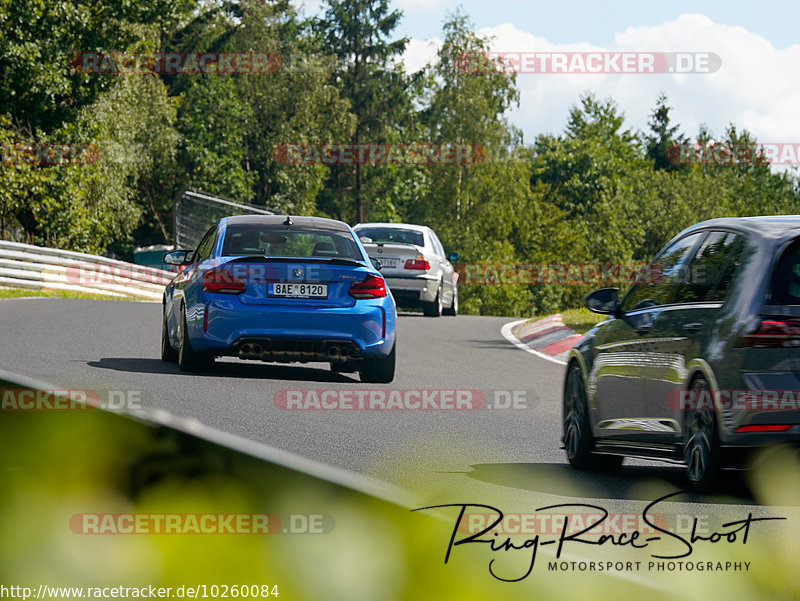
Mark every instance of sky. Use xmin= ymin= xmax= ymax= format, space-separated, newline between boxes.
xmin=293 ymin=1 xmax=800 ymax=147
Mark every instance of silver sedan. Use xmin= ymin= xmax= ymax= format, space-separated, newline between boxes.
xmin=353 ymin=223 xmax=459 ymax=317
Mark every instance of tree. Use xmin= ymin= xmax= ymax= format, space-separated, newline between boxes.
xmin=644 ymin=92 xmax=687 ymax=171
xmin=412 ymin=12 xmax=540 ymax=315
xmin=178 ymin=75 xmax=255 ymax=203
xmin=417 ymin=11 xmax=520 ymax=228
xmin=317 ymin=0 xmax=411 ymax=221
xmin=0 ymin=0 xmax=194 ymax=134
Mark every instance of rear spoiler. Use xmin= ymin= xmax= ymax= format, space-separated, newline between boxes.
xmin=225 ymin=256 xmax=368 ymax=267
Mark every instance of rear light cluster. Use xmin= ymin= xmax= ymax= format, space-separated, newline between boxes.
xmin=349 ymin=274 xmax=387 ymax=299
xmin=736 ymin=424 xmax=792 ymax=433
xmin=404 ymin=255 xmax=430 ymax=270
xmin=202 ymin=269 xmax=246 ymax=294
xmin=744 ymin=319 xmax=800 ymax=347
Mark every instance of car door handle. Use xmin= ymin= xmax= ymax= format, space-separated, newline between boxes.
xmin=635 ymin=323 xmax=653 ymax=334
xmin=682 ymin=322 xmax=704 ymax=333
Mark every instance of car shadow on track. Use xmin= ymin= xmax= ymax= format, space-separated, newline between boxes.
xmin=87 ymin=358 xmax=359 ymax=382
xmin=465 ymin=462 xmax=769 ymax=505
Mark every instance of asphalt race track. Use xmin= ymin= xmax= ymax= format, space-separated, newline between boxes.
xmin=1 ymin=298 xmax=795 ymax=522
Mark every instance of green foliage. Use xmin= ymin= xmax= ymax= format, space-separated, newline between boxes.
xmin=0 ymin=0 xmax=193 ymax=133
xmin=644 ymin=92 xmax=687 ymax=172
xmin=2 ymin=0 xmax=799 ymax=318
xmin=178 ymin=75 xmax=255 ymax=202
xmin=318 ymin=0 xmax=413 ymax=221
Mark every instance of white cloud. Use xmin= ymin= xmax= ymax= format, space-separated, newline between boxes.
xmin=403 ymin=14 xmax=800 ymax=148
xmin=291 ymin=0 xmax=325 ymax=15
xmin=401 ymin=37 xmax=442 ymax=74
xmin=396 ymin=0 xmax=450 ymax=10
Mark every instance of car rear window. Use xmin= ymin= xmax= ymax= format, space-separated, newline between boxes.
xmin=355 ymin=227 xmax=425 ymax=247
xmin=221 ymin=224 xmax=362 ymax=260
xmin=770 ymin=238 xmax=800 ymax=305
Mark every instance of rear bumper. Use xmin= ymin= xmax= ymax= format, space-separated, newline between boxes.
xmin=713 ymin=370 xmax=800 ymax=445
xmin=188 ymin=297 xmax=396 ymax=359
xmin=721 ymin=438 xmax=800 ymax=468
xmin=384 ymin=275 xmax=439 ymax=304
xmin=721 ymin=428 xmax=800 ymax=449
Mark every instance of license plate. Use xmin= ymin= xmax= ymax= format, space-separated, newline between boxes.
xmin=375 ymin=257 xmax=399 ymax=268
xmin=268 ymin=283 xmax=328 ymax=298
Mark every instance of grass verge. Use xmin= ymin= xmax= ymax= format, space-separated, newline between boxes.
xmin=560 ymin=307 xmax=607 ymax=335
xmin=0 ymin=287 xmax=133 ymax=301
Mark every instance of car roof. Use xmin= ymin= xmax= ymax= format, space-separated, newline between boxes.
xmin=353 ymin=222 xmax=430 ymax=232
xmin=223 ymin=214 xmax=352 ymax=232
xmin=649 ymin=216 xmax=800 ymax=261
xmin=684 ymin=216 xmax=800 ymax=236
xmin=669 ymin=216 xmax=800 ymax=248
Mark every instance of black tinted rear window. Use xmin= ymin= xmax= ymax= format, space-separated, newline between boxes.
xmin=771 ymin=238 xmax=800 ymax=305
xmin=221 ymin=224 xmax=362 ymax=260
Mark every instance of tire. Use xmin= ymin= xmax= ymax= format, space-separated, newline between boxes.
xmin=443 ymin=285 xmax=458 ymax=316
xmin=563 ymin=362 xmax=623 ymax=470
xmin=330 ymin=360 xmax=359 ymax=373
xmin=360 ymin=342 xmax=396 ymax=383
xmin=683 ymin=377 xmax=721 ymax=490
xmin=161 ymin=306 xmax=178 ymax=362
xmin=177 ymin=307 xmax=213 ymax=373
xmin=422 ymin=284 xmax=443 ymax=317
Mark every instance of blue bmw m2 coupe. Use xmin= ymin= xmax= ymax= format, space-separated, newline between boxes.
xmin=160 ymin=215 xmax=397 ymax=382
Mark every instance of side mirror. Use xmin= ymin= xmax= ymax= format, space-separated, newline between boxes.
xmin=164 ymin=250 xmax=191 ymax=266
xmin=447 ymin=252 xmax=460 ymax=262
xmin=584 ymin=287 xmax=620 ymax=315
xmin=370 ymin=257 xmax=383 ymax=271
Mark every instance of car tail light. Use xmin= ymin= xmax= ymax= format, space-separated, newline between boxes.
xmin=202 ymin=268 xmax=246 ymax=294
xmin=743 ymin=319 xmax=800 ymax=347
xmin=404 ymin=256 xmax=430 ymax=270
xmin=736 ymin=424 xmax=792 ymax=432
xmin=349 ymin=274 xmax=387 ymax=299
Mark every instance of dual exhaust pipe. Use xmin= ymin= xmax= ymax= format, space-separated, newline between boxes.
xmin=240 ymin=343 xmax=264 ymax=356
xmin=326 ymin=345 xmax=352 ymax=360
xmin=238 ymin=341 xmax=354 ymax=361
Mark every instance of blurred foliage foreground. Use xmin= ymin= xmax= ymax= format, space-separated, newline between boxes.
xmin=1 ymin=380 xmax=800 ymax=601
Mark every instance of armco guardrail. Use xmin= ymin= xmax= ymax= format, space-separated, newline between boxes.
xmin=0 ymin=240 xmax=174 ymax=300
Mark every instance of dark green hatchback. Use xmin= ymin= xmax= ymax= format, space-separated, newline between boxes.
xmin=564 ymin=216 xmax=800 ymax=488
